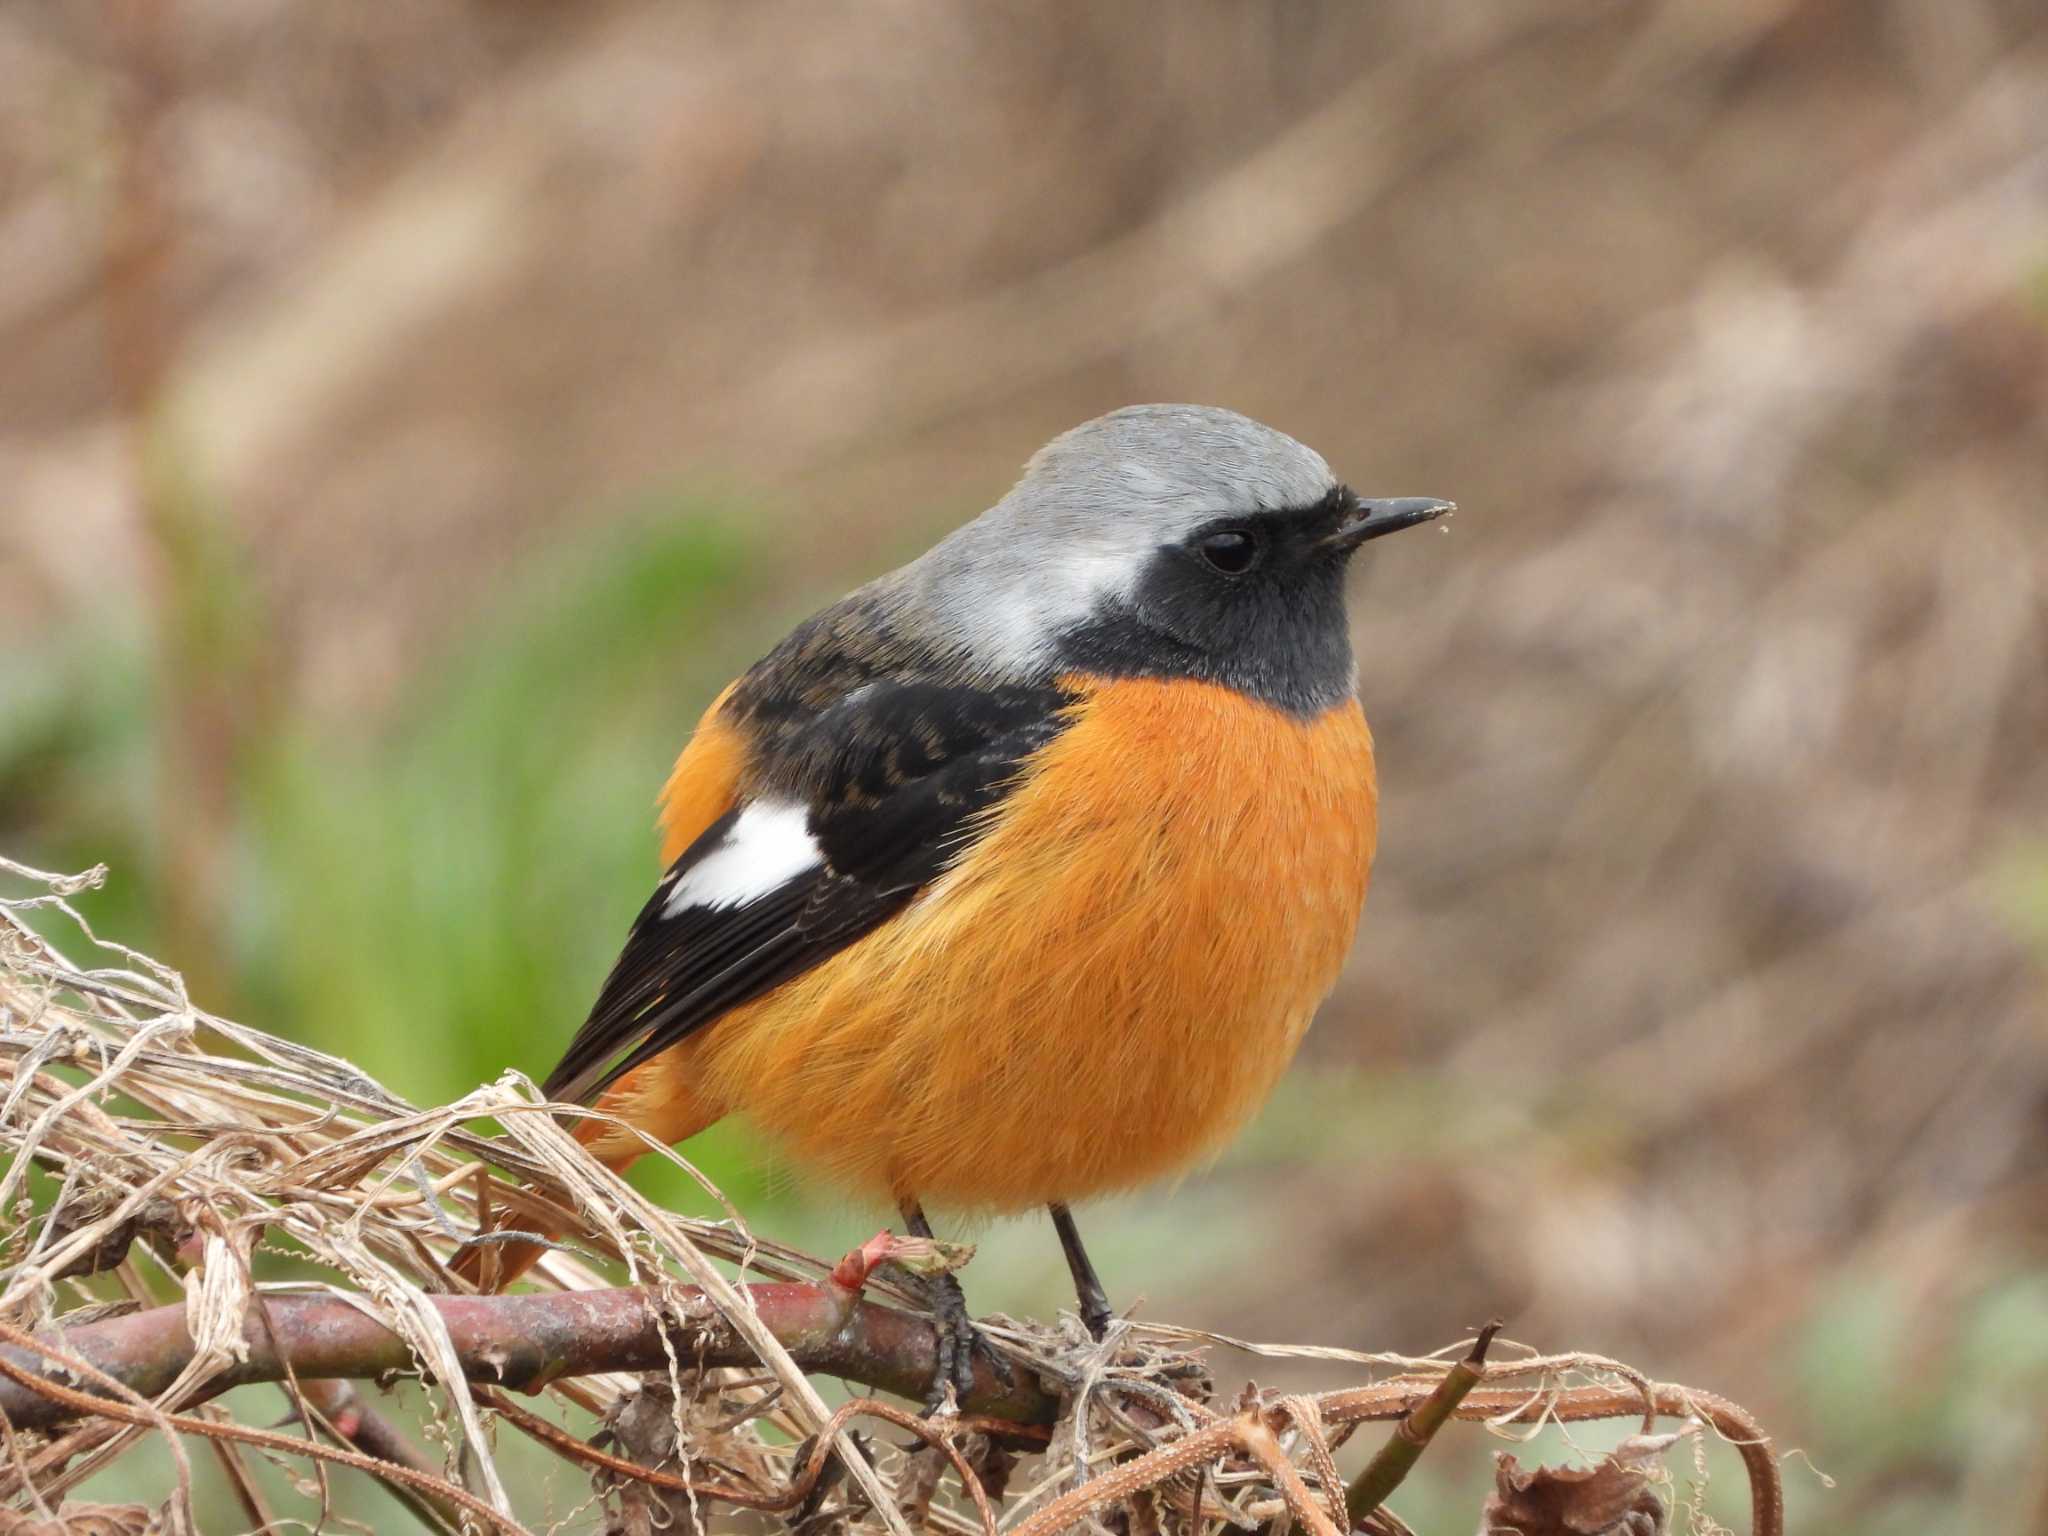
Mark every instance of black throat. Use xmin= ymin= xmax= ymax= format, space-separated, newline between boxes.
xmin=1053 ymin=501 xmax=1359 ymax=717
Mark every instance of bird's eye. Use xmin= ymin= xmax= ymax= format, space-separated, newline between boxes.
xmin=1197 ymin=528 xmax=1259 ymax=575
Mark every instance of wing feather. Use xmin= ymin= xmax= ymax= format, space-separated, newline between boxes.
xmin=540 ymin=677 xmax=1073 ymax=1105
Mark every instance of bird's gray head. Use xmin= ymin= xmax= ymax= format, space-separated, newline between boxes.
xmin=889 ymin=404 xmax=1450 ymax=715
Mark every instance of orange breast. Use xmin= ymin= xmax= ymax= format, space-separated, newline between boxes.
xmin=669 ymin=674 xmax=1379 ymax=1210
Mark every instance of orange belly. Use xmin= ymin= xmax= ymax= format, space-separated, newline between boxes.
xmin=598 ymin=675 xmax=1378 ymax=1210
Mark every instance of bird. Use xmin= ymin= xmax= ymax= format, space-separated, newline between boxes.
xmin=453 ymin=403 xmax=1450 ymax=1406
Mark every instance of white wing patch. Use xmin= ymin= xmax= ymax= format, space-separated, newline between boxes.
xmin=663 ymin=802 xmax=821 ymax=915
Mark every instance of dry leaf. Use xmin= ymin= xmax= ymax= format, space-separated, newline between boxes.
xmin=894 ymin=1443 xmax=948 ymax=1530
xmin=0 ymin=1503 xmax=155 ymax=1536
xmin=1479 ymin=1429 xmax=1690 ymax=1536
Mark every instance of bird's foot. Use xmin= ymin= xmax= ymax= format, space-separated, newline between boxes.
xmin=922 ymin=1270 xmax=1013 ymax=1415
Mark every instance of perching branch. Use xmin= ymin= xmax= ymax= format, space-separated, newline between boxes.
xmin=0 ymin=1283 xmax=1786 ymax=1534
xmin=0 ymin=1279 xmax=1055 ymax=1437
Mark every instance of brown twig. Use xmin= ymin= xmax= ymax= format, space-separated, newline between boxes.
xmin=0 ymin=1290 xmax=1784 ymax=1536
xmin=299 ymin=1379 xmax=468 ymax=1536
xmin=1002 ymin=1368 xmax=1784 ymax=1536
xmin=484 ymin=1387 xmax=1015 ymax=1536
xmin=477 ymin=1387 xmax=792 ymax=1512
xmin=199 ymin=1425 xmax=278 ymax=1533
xmin=1318 ymin=1381 xmax=1783 ymax=1536
xmin=1239 ymin=1416 xmax=1344 ymax=1536
xmin=1344 ymin=1321 xmax=1500 ymax=1527
xmin=0 ymin=1282 xmax=1053 ymax=1437
xmin=0 ymin=1317 xmax=528 ymax=1536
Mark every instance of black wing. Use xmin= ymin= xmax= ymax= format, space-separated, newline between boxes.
xmin=541 ymin=679 xmax=1073 ymax=1104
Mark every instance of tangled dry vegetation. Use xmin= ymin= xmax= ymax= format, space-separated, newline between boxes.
xmin=0 ymin=856 xmax=1783 ymax=1536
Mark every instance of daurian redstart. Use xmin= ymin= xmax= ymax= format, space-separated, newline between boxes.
xmin=457 ymin=404 xmax=1450 ymax=1403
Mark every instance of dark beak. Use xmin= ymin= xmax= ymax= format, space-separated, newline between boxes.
xmin=1323 ymin=496 xmax=1455 ymax=552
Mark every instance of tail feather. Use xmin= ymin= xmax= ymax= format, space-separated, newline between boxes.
xmin=451 ymin=1139 xmax=640 ymax=1292
xmin=454 ymin=1049 xmax=721 ymax=1291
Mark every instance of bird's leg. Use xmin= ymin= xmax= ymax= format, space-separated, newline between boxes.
xmin=898 ymin=1200 xmax=1013 ymax=1412
xmin=1049 ymin=1202 xmax=1114 ymax=1340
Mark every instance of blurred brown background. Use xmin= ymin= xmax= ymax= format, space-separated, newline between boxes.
xmin=4 ymin=2 xmax=2046 ymax=1531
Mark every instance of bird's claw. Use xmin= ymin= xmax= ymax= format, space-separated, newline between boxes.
xmin=922 ymin=1271 xmax=1013 ymax=1415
